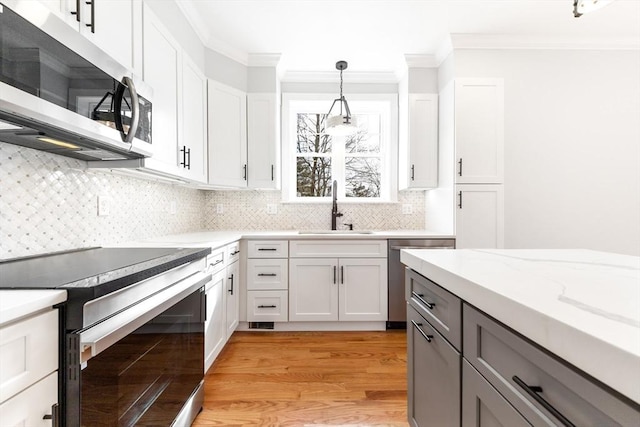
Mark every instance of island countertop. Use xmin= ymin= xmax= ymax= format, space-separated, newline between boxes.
xmin=400 ymin=248 xmax=640 ymax=404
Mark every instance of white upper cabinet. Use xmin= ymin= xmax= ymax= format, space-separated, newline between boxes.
xmin=400 ymin=93 xmax=439 ymax=189
xmin=142 ymin=3 xmax=180 ymax=171
xmin=38 ymin=0 xmax=140 ymax=71
xmin=208 ymin=80 xmax=248 ymax=187
xmin=454 ymin=78 xmax=504 ymax=184
xmin=247 ymin=93 xmax=280 ymax=189
xmin=179 ymin=54 xmax=208 ymax=183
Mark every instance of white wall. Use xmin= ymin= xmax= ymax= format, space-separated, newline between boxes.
xmin=454 ymin=49 xmax=640 ymax=255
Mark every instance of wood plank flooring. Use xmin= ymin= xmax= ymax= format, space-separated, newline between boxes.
xmin=192 ymin=331 xmax=409 ymax=426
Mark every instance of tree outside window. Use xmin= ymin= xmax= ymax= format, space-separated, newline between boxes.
xmin=283 ymin=94 xmax=397 ymax=203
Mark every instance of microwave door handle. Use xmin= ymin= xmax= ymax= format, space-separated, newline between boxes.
xmin=119 ymin=77 xmax=140 ymax=143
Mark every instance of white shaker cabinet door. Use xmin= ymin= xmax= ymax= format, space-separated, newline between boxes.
xmin=225 ymin=260 xmax=240 ymax=339
xmin=142 ymin=3 xmax=181 ymax=170
xmin=455 ymin=184 xmax=504 ymax=249
xmin=339 ymin=258 xmax=387 ymax=321
xmin=204 ymin=269 xmax=226 ymax=373
xmin=289 ymin=258 xmax=339 ymax=321
xmin=208 ymin=81 xmax=248 ymax=187
xmin=455 ymin=79 xmax=504 ymax=184
xmin=247 ymin=93 xmax=279 ymax=189
xmin=0 ymin=372 xmax=58 ymax=427
xmin=179 ymin=54 xmax=208 ymax=183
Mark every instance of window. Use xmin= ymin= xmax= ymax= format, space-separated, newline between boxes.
xmin=282 ymin=94 xmax=398 ymax=202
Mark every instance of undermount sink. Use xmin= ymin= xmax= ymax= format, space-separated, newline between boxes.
xmin=298 ymin=230 xmax=375 ymax=235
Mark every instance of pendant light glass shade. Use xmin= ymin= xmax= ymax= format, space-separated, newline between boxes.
xmin=573 ymin=0 xmax=615 ymax=17
xmin=326 ymin=61 xmax=358 ymax=136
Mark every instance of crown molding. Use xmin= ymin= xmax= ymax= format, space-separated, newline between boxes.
xmin=281 ymin=70 xmax=400 ymax=84
xmin=247 ymin=53 xmax=282 ymax=67
xmin=404 ymin=54 xmax=439 ymax=68
xmin=450 ymin=33 xmax=640 ymax=50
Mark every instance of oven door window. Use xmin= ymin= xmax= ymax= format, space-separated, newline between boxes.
xmin=80 ymin=289 xmax=204 ymax=426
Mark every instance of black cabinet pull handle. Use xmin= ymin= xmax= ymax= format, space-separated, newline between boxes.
xmin=186 ymin=147 xmax=191 ymax=169
xmin=457 ymin=191 xmax=463 ymax=209
xmin=411 ymin=164 xmax=415 ymax=180
xmin=231 ymin=250 xmax=240 ymax=255
xmin=258 ymin=248 xmax=277 ymax=251
xmin=411 ymin=320 xmax=433 ymax=343
xmin=180 ymin=146 xmax=187 ymax=169
xmin=209 ymin=259 xmax=223 ymax=267
xmin=71 ymin=0 xmax=80 ymax=20
xmin=258 ymin=305 xmax=277 ymax=308
xmin=512 ymin=376 xmax=575 ymax=427
xmin=411 ymin=291 xmax=435 ymax=310
xmin=340 ymin=265 xmax=344 ymax=284
xmin=85 ymin=0 xmax=94 ymax=33
xmin=271 ymin=164 xmax=274 ymax=181
xmin=333 ymin=266 xmax=337 ymax=284
xmin=43 ymin=403 xmax=59 ymax=426
xmin=257 ymin=273 xmax=277 ymax=277
xmin=228 ymin=274 xmax=234 ymax=295
xmin=458 ymin=158 xmax=463 ymax=176
xmin=243 ymin=164 xmax=247 ymax=180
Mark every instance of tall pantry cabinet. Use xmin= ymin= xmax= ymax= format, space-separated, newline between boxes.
xmin=430 ymin=78 xmax=505 ymax=249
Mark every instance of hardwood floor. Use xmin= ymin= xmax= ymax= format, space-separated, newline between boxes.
xmin=192 ymin=330 xmax=409 ymax=426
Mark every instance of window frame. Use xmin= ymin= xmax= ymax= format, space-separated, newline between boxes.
xmin=281 ymin=93 xmax=398 ymax=203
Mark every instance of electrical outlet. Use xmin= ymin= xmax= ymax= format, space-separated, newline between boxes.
xmin=97 ymin=196 xmax=110 ymax=216
xmin=170 ymin=201 xmax=177 ymax=215
xmin=267 ymin=204 xmax=277 ymax=215
xmin=402 ymin=204 xmax=413 ymax=215
xmin=216 ymin=204 xmax=224 ymax=214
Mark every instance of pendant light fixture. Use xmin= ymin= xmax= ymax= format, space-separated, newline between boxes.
xmin=326 ymin=60 xmax=358 ymax=136
xmin=573 ymin=0 xmax=615 ymax=17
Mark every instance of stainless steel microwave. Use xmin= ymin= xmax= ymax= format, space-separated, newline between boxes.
xmin=0 ymin=1 xmax=153 ymax=160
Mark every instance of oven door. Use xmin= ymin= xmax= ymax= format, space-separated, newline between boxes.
xmin=66 ymin=272 xmax=209 ymax=427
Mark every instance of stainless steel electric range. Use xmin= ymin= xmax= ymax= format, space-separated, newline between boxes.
xmin=0 ymin=246 xmax=212 ymax=427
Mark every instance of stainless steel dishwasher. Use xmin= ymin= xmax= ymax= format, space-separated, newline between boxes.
xmin=387 ymin=238 xmax=455 ymax=329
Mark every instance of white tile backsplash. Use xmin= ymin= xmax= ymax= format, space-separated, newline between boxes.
xmin=1 ymin=141 xmax=427 ymax=259
xmin=0 ymin=142 xmax=205 ymax=259
xmin=203 ymin=190 xmax=426 ymax=231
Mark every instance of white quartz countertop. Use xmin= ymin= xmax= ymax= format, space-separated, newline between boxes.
xmin=117 ymin=230 xmax=455 ymax=250
xmin=400 ymin=248 xmax=640 ymax=404
xmin=0 ymin=290 xmax=67 ymax=327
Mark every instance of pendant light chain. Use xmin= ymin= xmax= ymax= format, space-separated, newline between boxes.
xmin=339 ymin=67 xmax=344 ymax=115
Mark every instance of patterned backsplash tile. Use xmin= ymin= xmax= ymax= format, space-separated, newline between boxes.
xmin=1 ymin=141 xmax=426 ymax=259
xmin=0 ymin=142 xmax=205 ymax=259
xmin=203 ymin=190 xmax=426 ymax=231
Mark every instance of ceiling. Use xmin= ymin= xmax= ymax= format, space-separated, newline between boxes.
xmin=177 ymin=0 xmax=640 ymax=77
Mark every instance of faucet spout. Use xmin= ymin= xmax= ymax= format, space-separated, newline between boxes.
xmin=331 ymin=180 xmax=343 ymax=230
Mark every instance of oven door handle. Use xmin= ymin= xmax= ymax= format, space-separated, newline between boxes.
xmin=78 ymin=271 xmax=211 ymax=364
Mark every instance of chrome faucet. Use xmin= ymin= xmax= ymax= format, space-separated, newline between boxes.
xmin=331 ymin=180 xmax=343 ymax=230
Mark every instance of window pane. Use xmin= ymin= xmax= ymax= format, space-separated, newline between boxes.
xmin=297 ymin=113 xmax=331 ymax=153
xmin=297 ymin=156 xmax=332 ymax=197
xmin=355 ymin=114 xmax=380 ymax=134
xmin=346 ymin=132 xmax=380 ymax=154
xmin=345 ymin=157 xmax=381 ymax=198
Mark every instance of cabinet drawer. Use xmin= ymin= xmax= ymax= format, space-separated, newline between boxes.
xmin=290 ymin=240 xmax=387 ymax=258
xmin=227 ymin=241 xmax=241 ymax=263
xmin=247 ymin=291 xmax=288 ymax=322
xmin=462 ymin=360 xmax=530 ymax=427
xmin=247 ymin=240 xmax=288 ymax=258
xmin=205 ymin=247 xmax=225 ymax=274
xmin=0 ymin=309 xmax=58 ymax=403
xmin=407 ymin=305 xmax=460 ymax=427
xmin=406 ymin=269 xmax=461 ymax=350
xmin=463 ymin=304 xmax=640 ymax=426
xmin=247 ymin=259 xmax=288 ymax=290
xmin=0 ymin=371 xmax=57 ymax=426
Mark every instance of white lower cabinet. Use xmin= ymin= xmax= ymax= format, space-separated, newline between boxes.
xmin=0 ymin=372 xmax=58 ymax=427
xmin=0 ymin=306 xmax=60 ymax=425
xmin=204 ymin=268 xmax=226 ymax=373
xmin=289 ymin=257 xmax=387 ymax=322
xmin=225 ymin=256 xmax=240 ymax=339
